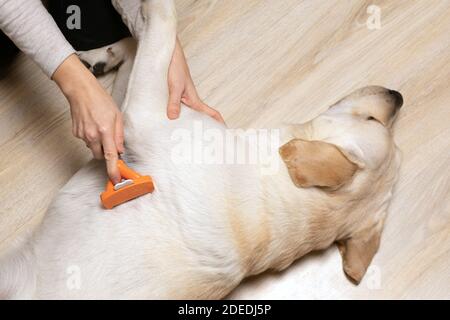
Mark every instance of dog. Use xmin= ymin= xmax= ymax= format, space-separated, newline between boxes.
xmin=0 ymin=0 xmax=402 ymax=299
xmin=77 ymin=36 xmax=136 ymax=108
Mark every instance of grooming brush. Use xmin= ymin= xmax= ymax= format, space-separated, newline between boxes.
xmin=100 ymin=159 xmax=154 ymax=209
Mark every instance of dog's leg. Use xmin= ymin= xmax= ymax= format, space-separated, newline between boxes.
xmin=77 ymin=37 xmax=137 ymax=107
xmin=111 ymin=56 xmax=134 ymax=107
xmin=120 ymin=0 xmax=177 ymax=130
xmin=77 ymin=37 xmax=134 ymax=77
xmin=111 ymin=41 xmax=137 ymax=107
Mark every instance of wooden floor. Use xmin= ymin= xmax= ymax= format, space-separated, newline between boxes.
xmin=1 ymin=0 xmax=449 ymax=299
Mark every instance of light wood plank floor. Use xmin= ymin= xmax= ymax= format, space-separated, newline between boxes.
xmin=0 ymin=0 xmax=449 ymax=299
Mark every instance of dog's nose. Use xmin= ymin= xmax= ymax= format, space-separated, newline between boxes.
xmin=92 ymin=62 xmax=106 ymax=76
xmin=388 ymin=90 xmax=403 ymax=109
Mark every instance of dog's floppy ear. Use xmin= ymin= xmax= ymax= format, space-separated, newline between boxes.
xmin=279 ymin=139 xmax=359 ymax=188
xmin=336 ymin=224 xmax=382 ymax=284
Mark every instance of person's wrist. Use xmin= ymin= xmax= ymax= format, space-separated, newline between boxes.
xmin=53 ymin=54 xmax=96 ymax=100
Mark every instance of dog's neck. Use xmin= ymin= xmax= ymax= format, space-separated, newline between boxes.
xmin=225 ymin=127 xmax=351 ymax=277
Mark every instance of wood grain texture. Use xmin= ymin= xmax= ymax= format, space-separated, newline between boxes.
xmin=0 ymin=0 xmax=449 ymax=299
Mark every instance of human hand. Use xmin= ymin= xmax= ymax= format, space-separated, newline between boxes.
xmin=167 ymin=38 xmax=225 ymax=123
xmin=53 ymin=54 xmax=124 ymax=184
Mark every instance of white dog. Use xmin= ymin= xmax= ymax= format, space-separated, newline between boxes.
xmin=0 ymin=0 xmax=402 ymax=299
xmin=77 ymin=36 xmax=136 ymax=109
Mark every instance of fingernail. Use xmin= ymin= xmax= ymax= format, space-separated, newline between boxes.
xmin=168 ymin=111 xmax=179 ymax=119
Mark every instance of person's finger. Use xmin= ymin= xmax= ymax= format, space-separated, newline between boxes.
xmin=167 ymin=86 xmax=182 ymax=120
xmin=213 ymin=111 xmax=226 ymax=124
xmin=89 ymin=140 xmax=104 ymax=160
xmin=203 ymin=105 xmax=225 ymax=123
xmin=83 ymin=125 xmax=102 ymax=158
xmin=72 ymin=122 xmax=84 ymax=140
xmin=189 ymin=99 xmax=226 ymax=124
xmin=115 ymin=112 xmax=125 ymax=154
xmin=181 ymin=83 xmax=225 ymax=123
xmin=101 ymin=130 xmax=121 ymax=184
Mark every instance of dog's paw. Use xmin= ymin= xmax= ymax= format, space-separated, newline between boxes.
xmin=78 ymin=37 xmax=135 ymax=77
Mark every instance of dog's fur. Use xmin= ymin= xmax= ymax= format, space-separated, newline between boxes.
xmin=78 ymin=37 xmax=136 ymax=108
xmin=0 ymin=0 xmax=402 ymax=299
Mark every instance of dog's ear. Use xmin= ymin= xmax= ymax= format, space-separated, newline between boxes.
xmin=336 ymin=223 xmax=383 ymax=284
xmin=279 ymin=139 xmax=359 ymax=188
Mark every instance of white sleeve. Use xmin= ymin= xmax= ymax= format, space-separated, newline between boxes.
xmin=0 ymin=0 xmax=75 ymax=77
xmin=111 ymin=0 xmax=144 ymax=40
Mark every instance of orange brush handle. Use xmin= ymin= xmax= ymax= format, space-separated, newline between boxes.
xmin=101 ymin=160 xmax=154 ymax=209
xmin=117 ymin=160 xmax=142 ymax=180
xmin=104 ymin=160 xmax=141 ymax=192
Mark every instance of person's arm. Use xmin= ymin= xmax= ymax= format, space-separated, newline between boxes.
xmin=53 ymin=55 xmax=124 ymax=184
xmin=112 ymin=0 xmax=224 ymax=123
xmin=0 ymin=0 xmax=74 ymax=77
xmin=0 ymin=0 xmax=123 ymax=183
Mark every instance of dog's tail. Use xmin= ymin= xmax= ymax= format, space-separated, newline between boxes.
xmin=0 ymin=233 xmax=36 ymax=299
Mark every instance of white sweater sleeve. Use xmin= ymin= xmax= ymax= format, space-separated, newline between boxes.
xmin=0 ymin=0 xmax=75 ymax=77
xmin=111 ymin=0 xmax=143 ymax=39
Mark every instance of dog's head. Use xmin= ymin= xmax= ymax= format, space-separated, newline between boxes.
xmin=279 ymin=86 xmax=403 ymax=283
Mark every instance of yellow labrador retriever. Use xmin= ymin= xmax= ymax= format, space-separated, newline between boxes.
xmin=0 ymin=0 xmax=402 ymax=299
